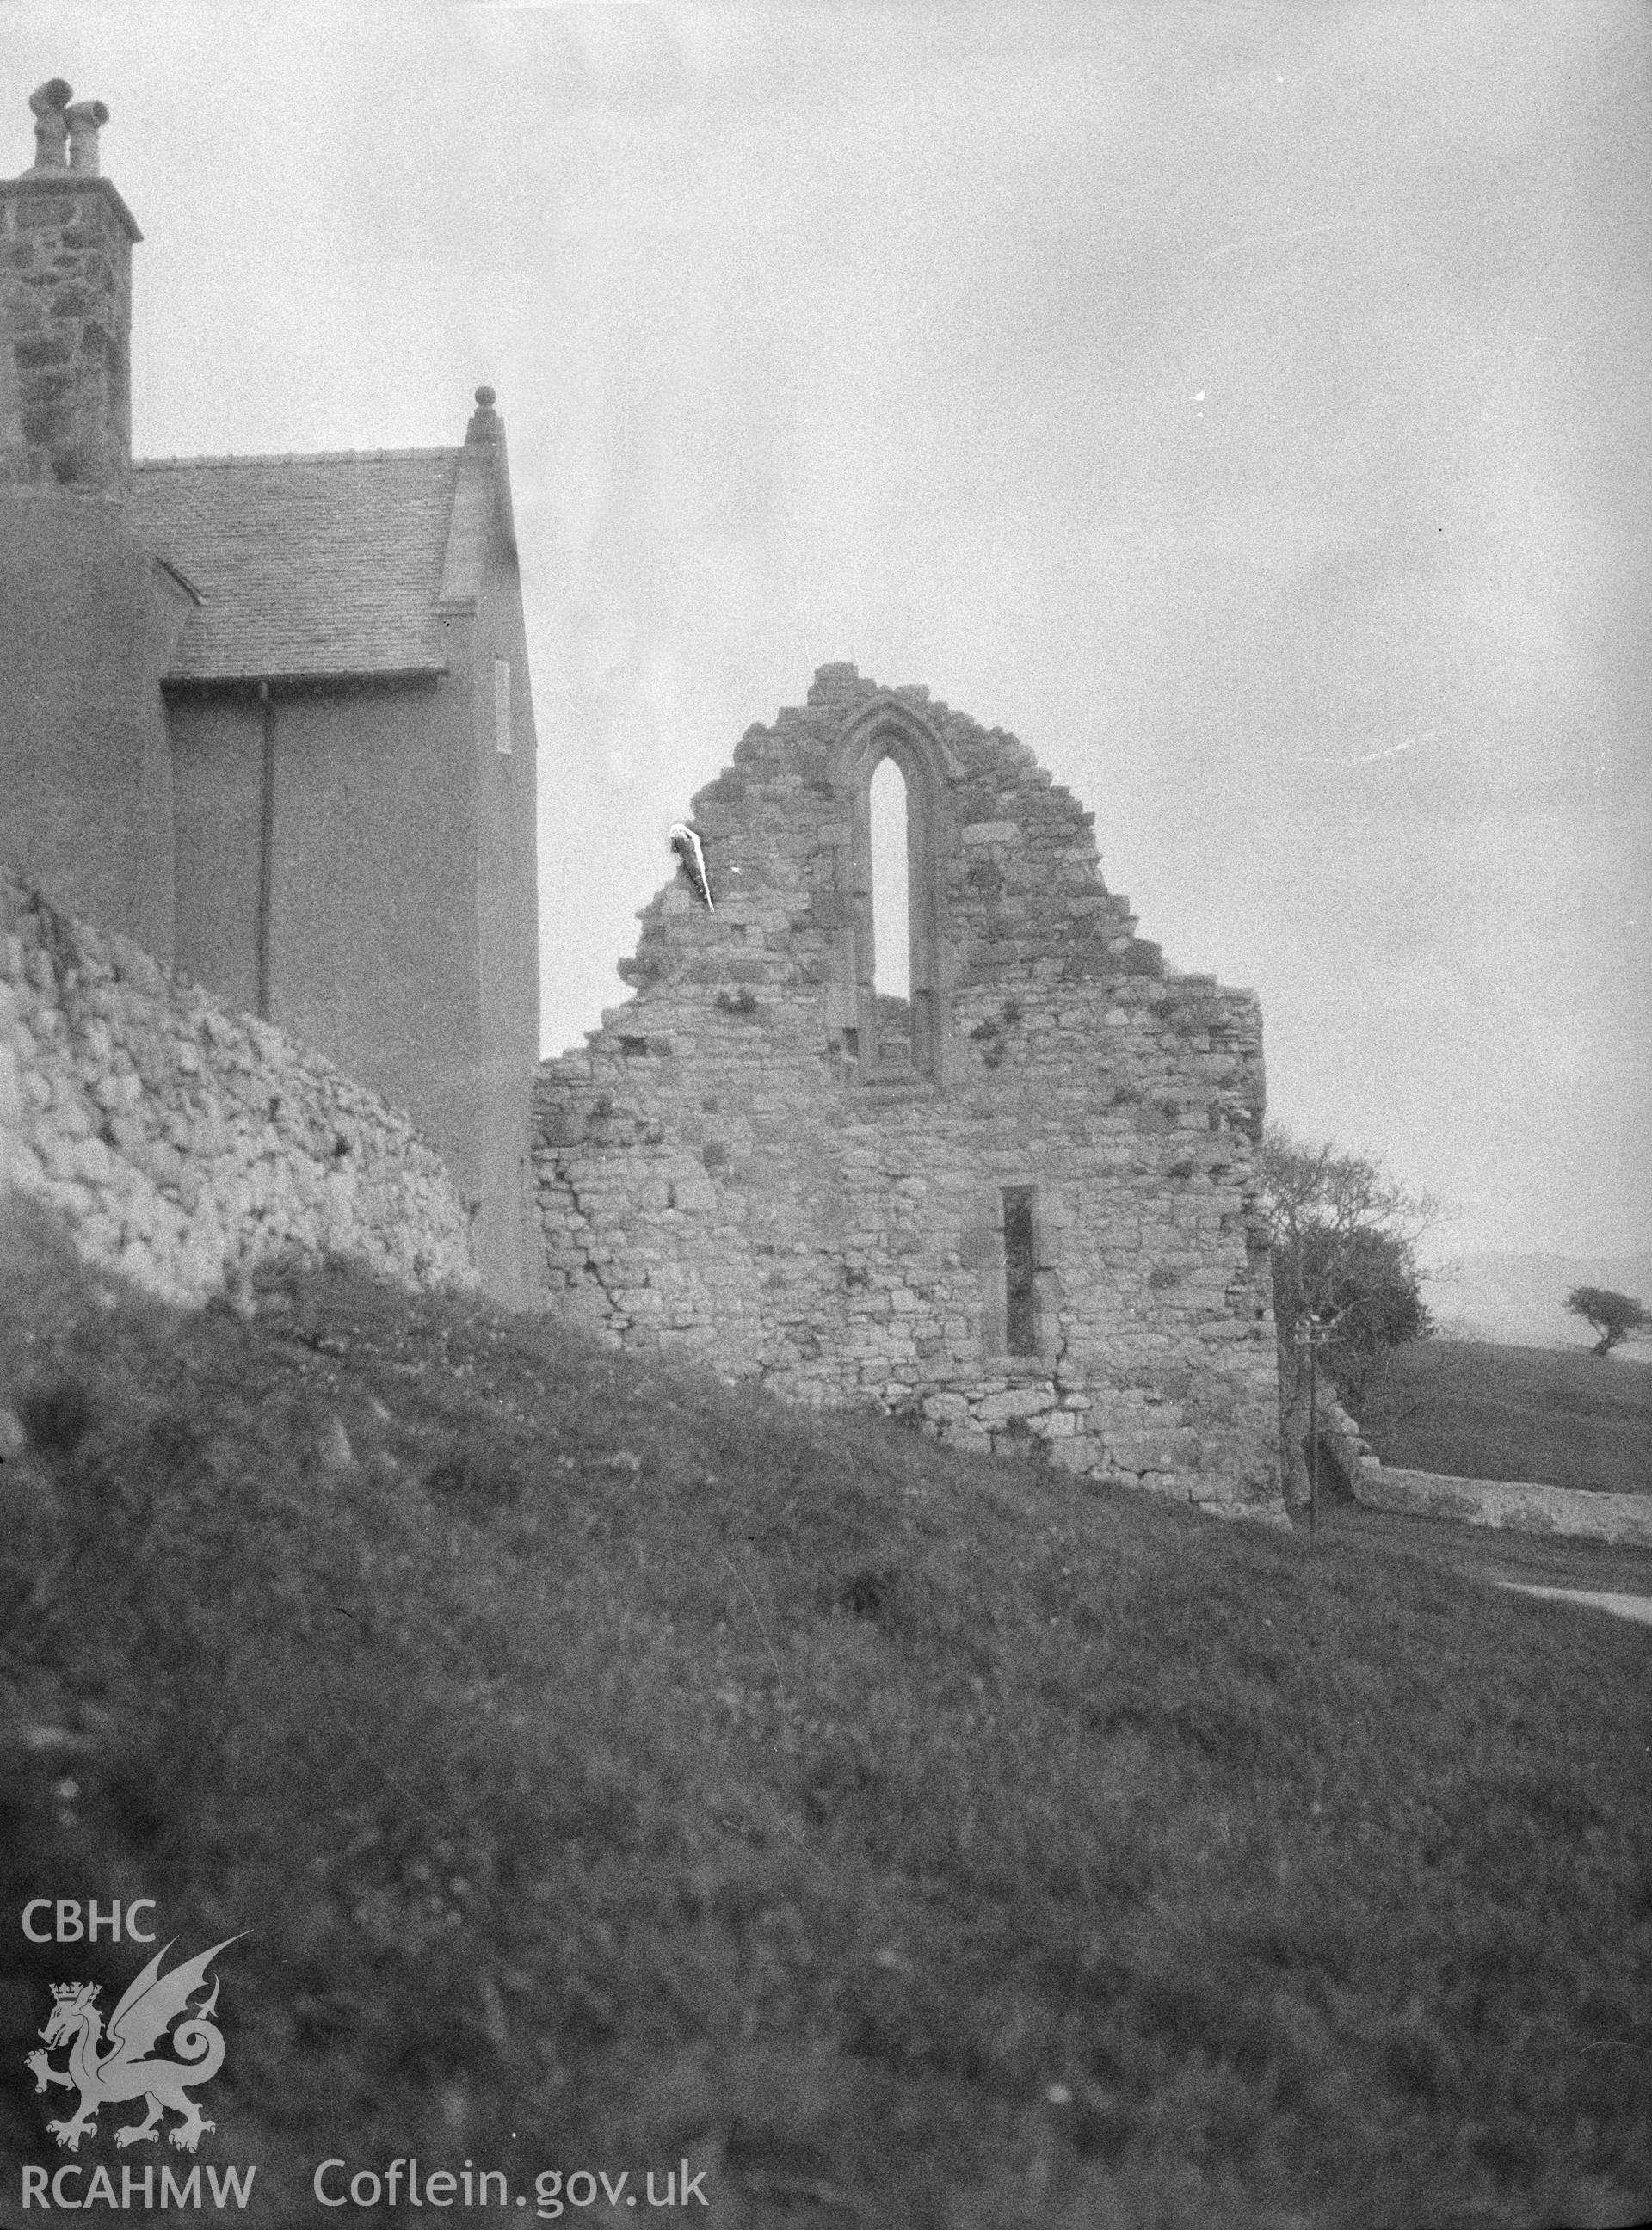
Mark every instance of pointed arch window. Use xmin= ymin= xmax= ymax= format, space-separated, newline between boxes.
xmin=868 ymin=755 xmax=914 ymax=1068
xmin=829 ymin=700 xmax=957 ymax=1081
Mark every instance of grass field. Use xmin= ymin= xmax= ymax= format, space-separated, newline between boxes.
xmin=1350 ymin=1338 xmax=1652 ymax=1495
xmin=3 ymin=1201 xmax=1651 ymax=2229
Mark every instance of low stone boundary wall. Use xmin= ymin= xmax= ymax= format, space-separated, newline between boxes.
xmin=1354 ymin=1466 xmax=1652 ymax=1548
xmin=1317 ymin=1398 xmax=1652 ymax=1549
xmin=0 ymin=871 xmax=476 ymax=1306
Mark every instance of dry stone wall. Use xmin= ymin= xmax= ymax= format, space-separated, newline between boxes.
xmin=534 ymin=666 xmax=1283 ymax=1516
xmin=1317 ymin=1398 xmax=1652 ymax=1548
xmin=0 ymin=869 xmax=475 ymax=1304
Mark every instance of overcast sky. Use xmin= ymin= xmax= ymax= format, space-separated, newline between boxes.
xmin=11 ymin=0 xmax=1649 ymax=1260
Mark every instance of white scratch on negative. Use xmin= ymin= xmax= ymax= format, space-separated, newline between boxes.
xmin=1295 ymin=731 xmax=1435 ymax=768
xmin=1204 ymin=220 xmax=1380 ymax=262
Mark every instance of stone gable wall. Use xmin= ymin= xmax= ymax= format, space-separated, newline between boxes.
xmin=533 ymin=666 xmax=1283 ymax=1515
xmin=0 ymin=869 xmax=476 ymax=1305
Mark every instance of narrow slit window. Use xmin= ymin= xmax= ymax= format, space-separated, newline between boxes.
xmin=1003 ymin=1185 xmax=1038 ymax=1355
xmin=494 ymin=656 xmax=512 ymax=755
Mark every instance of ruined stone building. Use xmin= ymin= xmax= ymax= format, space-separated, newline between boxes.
xmin=535 ymin=666 xmax=1284 ymax=1514
xmin=3 ymin=79 xmax=1283 ymax=1511
xmin=0 ymin=82 xmax=539 ymax=1298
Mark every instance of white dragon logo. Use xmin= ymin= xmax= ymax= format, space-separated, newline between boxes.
xmin=25 ymin=1936 xmax=242 ymax=2154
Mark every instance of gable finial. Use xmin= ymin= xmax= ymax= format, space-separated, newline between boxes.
xmin=466 ymin=386 xmax=501 ymax=445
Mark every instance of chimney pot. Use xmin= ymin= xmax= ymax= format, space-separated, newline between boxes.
xmin=65 ymin=99 xmax=110 ymax=175
xmin=28 ymin=77 xmax=73 ymax=170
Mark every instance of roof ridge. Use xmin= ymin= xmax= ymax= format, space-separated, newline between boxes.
xmin=133 ymin=447 xmax=463 ymax=470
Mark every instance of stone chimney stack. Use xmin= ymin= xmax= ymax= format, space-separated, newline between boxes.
xmin=2 ymin=78 xmax=178 ymax=962
xmin=1 ymin=77 xmax=140 ymax=493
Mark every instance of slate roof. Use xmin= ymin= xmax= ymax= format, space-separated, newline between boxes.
xmin=128 ymin=448 xmax=464 ymax=683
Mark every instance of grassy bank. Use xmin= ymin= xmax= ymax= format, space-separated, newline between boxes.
xmin=1351 ymin=1339 xmax=1652 ymax=1495
xmin=3 ymin=1202 xmax=1650 ymax=2228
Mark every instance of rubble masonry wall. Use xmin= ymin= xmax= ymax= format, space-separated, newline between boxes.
xmin=0 ymin=868 xmax=476 ymax=1305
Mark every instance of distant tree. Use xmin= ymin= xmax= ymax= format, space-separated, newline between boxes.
xmin=1259 ymin=1126 xmax=1441 ymax=1494
xmin=1565 ymin=1285 xmax=1648 ymax=1358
